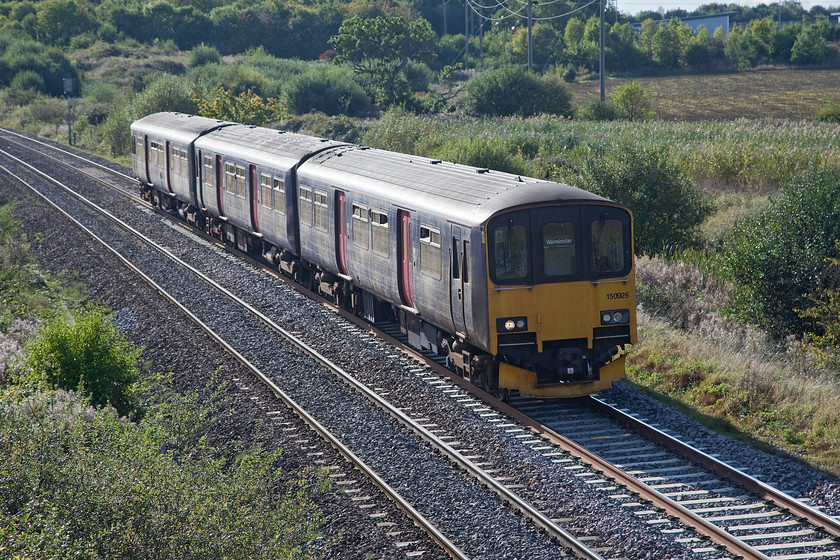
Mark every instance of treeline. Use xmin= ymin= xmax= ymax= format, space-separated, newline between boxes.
xmin=0 ymin=0 xmax=837 ymax=74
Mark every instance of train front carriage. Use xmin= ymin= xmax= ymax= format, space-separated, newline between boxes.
xmin=480 ymin=195 xmax=637 ymax=397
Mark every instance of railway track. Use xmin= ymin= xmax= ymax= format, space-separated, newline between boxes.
xmin=0 ymin=134 xmax=600 ymax=559
xmin=3 ymin=129 xmax=839 ymax=559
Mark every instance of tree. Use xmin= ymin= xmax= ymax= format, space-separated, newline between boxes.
xmin=35 ymin=0 xmax=95 ymax=46
xmin=652 ymin=20 xmax=682 ymax=67
xmin=790 ymin=24 xmax=826 ymax=65
xmin=330 ymin=16 xmax=436 ymax=106
xmin=464 ymin=66 xmax=572 ymax=117
xmin=191 ymin=86 xmax=288 ymax=126
xmin=612 ymin=81 xmax=654 ymax=120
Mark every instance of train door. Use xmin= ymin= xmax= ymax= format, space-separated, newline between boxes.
xmin=398 ymin=210 xmax=415 ymax=308
xmin=249 ymin=164 xmax=259 ymax=232
xmin=164 ymin=141 xmax=173 ymax=194
xmin=197 ymin=151 xmax=205 ymax=209
xmin=450 ymin=225 xmax=468 ymax=336
xmin=215 ymin=154 xmax=224 ymax=216
xmin=143 ymin=135 xmax=150 ymax=184
xmin=335 ymin=190 xmax=348 ymax=275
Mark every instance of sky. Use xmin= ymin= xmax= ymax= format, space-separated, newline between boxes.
xmin=614 ymin=0 xmax=840 ymax=17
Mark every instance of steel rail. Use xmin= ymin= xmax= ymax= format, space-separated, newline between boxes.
xmin=0 ymin=157 xmax=470 ymax=560
xmin=589 ymin=394 xmax=840 ymax=538
xmin=1 ymin=148 xmax=607 ymax=560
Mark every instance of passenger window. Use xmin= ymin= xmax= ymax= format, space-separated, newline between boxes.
xmin=462 ymin=241 xmax=470 ymax=284
xmin=299 ymin=187 xmax=313 ymax=226
xmin=203 ymin=156 xmax=213 ymax=187
xmin=224 ymin=162 xmax=236 ymax=194
xmin=352 ymin=205 xmax=369 ymax=248
xmin=260 ymin=174 xmax=272 ymax=208
xmin=452 ymin=238 xmax=460 ymax=279
xmin=591 ymin=217 xmax=625 ymax=274
xmin=543 ymin=222 xmax=576 ymax=276
xmin=314 ymin=191 xmax=328 ymax=232
xmin=273 ymin=178 xmax=285 ymax=213
xmin=493 ymin=223 xmax=528 ymax=281
xmin=420 ymin=226 xmax=441 ymax=279
xmin=235 ymin=166 xmax=246 ymax=197
xmin=371 ymin=210 xmax=388 ymax=256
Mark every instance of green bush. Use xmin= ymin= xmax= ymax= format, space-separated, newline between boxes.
xmin=25 ymin=305 xmax=141 ymax=416
xmin=436 ymin=136 xmax=531 ymax=176
xmin=815 ymin=98 xmax=840 ymax=123
xmin=573 ymin=142 xmax=712 ymax=255
xmin=576 ymin=98 xmax=622 ymax=121
xmin=722 ymin=165 xmax=840 ymax=339
xmin=464 ymin=66 xmax=572 ymax=117
xmin=282 ymin=65 xmax=372 ymax=117
xmin=612 ymin=81 xmax=655 ymax=120
xmin=186 ymin=44 xmax=222 ymax=68
xmin=0 ymin=386 xmax=325 ymax=559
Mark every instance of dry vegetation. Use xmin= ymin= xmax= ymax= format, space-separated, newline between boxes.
xmin=569 ymin=68 xmax=840 ymax=120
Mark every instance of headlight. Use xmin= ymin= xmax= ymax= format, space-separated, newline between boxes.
xmin=497 ymin=316 xmax=528 ymax=332
xmin=601 ymin=309 xmax=630 ymax=325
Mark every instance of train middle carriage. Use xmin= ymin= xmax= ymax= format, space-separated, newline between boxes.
xmin=295 ymin=146 xmax=637 ymax=398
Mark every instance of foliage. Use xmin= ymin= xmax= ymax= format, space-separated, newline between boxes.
xmin=192 ymin=85 xmax=288 ymax=126
xmin=815 ymin=98 xmax=840 ymax=123
xmin=0 ymin=385 xmax=326 ymax=559
xmin=24 ymin=305 xmax=141 ymax=416
xmin=0 ymin=35 xmax=78 ymax=98
xmin=330 ymin=16 xmax=436 ymax=106
xmin=576 ymin=98 xmax=622 ymax=121
xmin=186 ymin=43 xmax=222 ymax=68
xmin=790 ymin=24 xmax=827 ymax=65
xmin=612 ymin=81 xmax=654 ymax=120
xmin=436 ymin=136 xmax=530 ymax=176
xmin=282 ymin=65 xmax=371 ymax=117
xmin=722 ymin=166 xmax=840 ymax=339
xmin=573 ymin=142 xmax=712 ymax=255
xmin=464 ymin=66 xmax=572 ymax=118
xmin=799 ymin=244 xmax=840 ymax=369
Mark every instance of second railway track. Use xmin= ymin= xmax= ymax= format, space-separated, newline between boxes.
xmin=3 ymin=128 xmax=839 ymax=560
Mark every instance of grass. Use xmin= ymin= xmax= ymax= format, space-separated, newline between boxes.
xmin=568 ymin=68 xmax=840 ymax=121
xmin=631 ymin=256 xmax=840 ymax=475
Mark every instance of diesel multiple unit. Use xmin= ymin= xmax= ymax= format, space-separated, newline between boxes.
xmin=131 ymin=112 xmax=637 ymax=398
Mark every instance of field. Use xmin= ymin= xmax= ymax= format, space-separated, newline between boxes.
xmin=568 ymin=68 xmax=840 ymax=120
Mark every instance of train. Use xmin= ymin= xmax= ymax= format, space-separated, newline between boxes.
xmin=130 ymin=112 xmax=637 ymax=399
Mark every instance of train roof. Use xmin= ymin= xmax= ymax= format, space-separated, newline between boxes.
xmin=194 ymin=124 xmax=345 ymax=170
xmin=298 ymin=145 xmax=612 ymax=226
xmin=130 ymin=112 xmax=233 ymax=144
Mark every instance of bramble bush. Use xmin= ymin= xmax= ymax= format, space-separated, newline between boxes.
xmin=464 ymin=66 xmax=572 ymax=118
xmin=722 ymin=165 xmax=840 ymax=339
xmin=283 ymin=65 xmax=372 ymax=117
xmin=24 ymin=305 xmax=141 ymax=416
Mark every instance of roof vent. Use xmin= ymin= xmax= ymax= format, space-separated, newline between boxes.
xmin=477 ymin=168 xmax=489 ymax=174
xmin=360 ymin=146 xmax=370 ymax=150
xmin=430 ymin=159 xmax=442 ymax=164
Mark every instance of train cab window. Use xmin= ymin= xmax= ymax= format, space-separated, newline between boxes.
xmin=299 ymin=187 xmax=313 ymax=226
xmin=419 ymin=226 xmax=441 ymax=279
xmin=352 ymin=205 xmax=369 ymax=248
xmin=314 ymin=191 xmax=328 ymax=232
xmin=543 ymin=222 xmax=577 ymax=277
xmin=203 ymin=156 xmax=213 ymax=187
xmin=492 ymin=220 xmax=529 ymax=281
xmin=371 ymin=210 xmax=388 ymax=257
xmin=272 ymin=178 xmax=285 ymax=213
xmin=260 ymin=174 xmax=272 ymax=208
xmin=591 ymin=216 xmax=626 ymax=274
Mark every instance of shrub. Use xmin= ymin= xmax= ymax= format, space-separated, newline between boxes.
xmin=6 ymin=69 xmax=44 ymax=103
xmin=815 ymin=98 xmax=840 ymax=123
xmin=574 ymin=142 xmax=712 ymax=255
xmin=464 ymin=66 xmax=572 ymax=117
xmin=186 ymin=44 xmax=221 ymax=68
xmin=722 ymin=165 xmax=840 ymax=339
xmin=0 ymin=387 xmax=325 ymax=559
xmin=282 ymin=66 xmax=372 ymax=117
xmin=24 ymin=305 xmax=141 ymax=416
xmin=576 ymin=98 xmax=622 ymax=121
xmin=612 ymin=81 xmax=655 ymax=120
xmin=436 ymin=136 xmax=531 ymax=176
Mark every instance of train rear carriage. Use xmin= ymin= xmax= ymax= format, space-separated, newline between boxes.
xmin=297 ymin=146 xmax=637 ymax=398
xmin=192 ymin=126 xmax=344 ymax=256
xmin=130 ymin=113 xmax=231 ymax=211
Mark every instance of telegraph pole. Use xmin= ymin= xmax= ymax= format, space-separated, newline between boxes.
xmin=63 ymin=78 xmax=73 ymax=146
xmin=527 ymin=0 xmax=533 ymax=70
xmin=599 ymin=0 xmax=605 ymax=101
xmin=465 ymin=0 xmax=469 ymax=69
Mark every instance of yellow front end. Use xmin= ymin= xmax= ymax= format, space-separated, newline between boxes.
xmin=488 ymin=273 xmax=637 ymax=398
